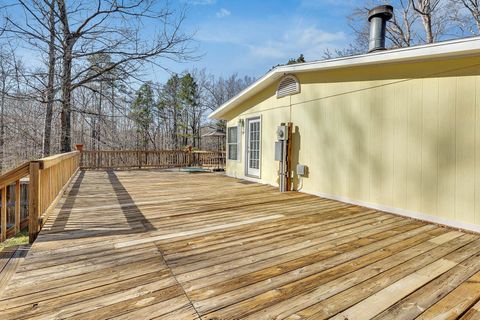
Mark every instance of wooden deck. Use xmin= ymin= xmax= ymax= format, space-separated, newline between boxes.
xmin=1 ymin=170 xmax=480 ymax=319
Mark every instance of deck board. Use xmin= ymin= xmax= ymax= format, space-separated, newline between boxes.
xmin=1 ymin=170 xmax=480 ymax=319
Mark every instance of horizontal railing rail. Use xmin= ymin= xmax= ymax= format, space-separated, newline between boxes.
xmin=29 ymin=151 xmax=80 ymax=242
xmin=0 ymin=162 xmax=30 ymax=242
xmin=190 ymin=151 xmax=226 ymax=168
xmin=0 ymin=146 xmax=224 ymax=244
xmin=80 ymin=150 xmax=226 ymax=170
xmin=0 ymin=150 xmax=81 ymax=244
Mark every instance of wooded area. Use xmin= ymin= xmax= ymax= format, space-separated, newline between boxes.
xmin=0 ymin=0 xmax=253 ymax=174
xmin=324 ymin=0 xmax=480 ymax=57
xmin=0 ymin=0 xmax=479 ymax=174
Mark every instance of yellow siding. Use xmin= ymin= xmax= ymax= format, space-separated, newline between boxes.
xmin=421 ymin=78 xmax=438 ymax=216
xmin=392 ymin=80 xmax=408 ymax=209
xmin=476 ymin=76 xmax=480 ymax=225
xmin=406 ymin=78 xmax=423 ymax=213
xmin=437 ymin=77 xmax=456 ymax=220
xmin=456 ymin=76 xmax=476 ymax=223
xmin=225 ymin=56 xmax=480 ymax=227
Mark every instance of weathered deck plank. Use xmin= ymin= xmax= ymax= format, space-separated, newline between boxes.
xmin=0 ymin=169 xmax=480 ymax=319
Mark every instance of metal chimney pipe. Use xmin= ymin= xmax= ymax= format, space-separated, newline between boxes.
xmin=368 ymin=5 xmax=394 ymax=53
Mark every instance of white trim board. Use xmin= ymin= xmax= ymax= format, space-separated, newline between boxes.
xmin=226 ymin=172 xmax=276 ymax=187
xmin=225 ymin=171 xmax=480 ymax=234
xmin=245 ymin=117 xmax=262 ymax=178
xmin=305 ymin=190 xmax=480 ymax=234
xmin=209 ymin=36 xmax=480 ymax=120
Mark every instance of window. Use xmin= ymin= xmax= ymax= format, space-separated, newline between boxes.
xmin=227 ymin=126 xmax=239 ymax=160
xmin=276 ymin=75 xmax=300 ymax=98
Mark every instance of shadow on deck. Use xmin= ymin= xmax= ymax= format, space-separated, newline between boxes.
xmin=0 ymin=170 xmax=480 ymax=319
xmin=40 ymin=170 xmax=156 ymax=242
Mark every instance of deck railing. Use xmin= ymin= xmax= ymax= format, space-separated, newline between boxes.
xmin=0 ymin=151 xmax=81 ymax=244
xmin=0 ymin=162 xmax=30 ymax=243
xmin=29 ymin=151 xmax=80 ymax=242
xmin=0 ymin=148 xmax=225 ymax=244
xmin=80 ymin=150 xmax=226 ymax=170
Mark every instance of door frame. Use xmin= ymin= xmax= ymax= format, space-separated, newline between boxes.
xmin=245 ymin=116 xmax=262 ymax=178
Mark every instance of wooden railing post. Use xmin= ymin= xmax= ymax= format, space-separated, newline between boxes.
xmin=75 ymin=144 xmax=84 ymax=167
xmin=15 ymin=180 xmax=20 ymax=233
xmin=29 ymin=161 xmax=40 ymax=243
xmin=188 ymin=146 xmax=193 ymax=166
xmin=1 ymin=186 xmax=6 ymax=242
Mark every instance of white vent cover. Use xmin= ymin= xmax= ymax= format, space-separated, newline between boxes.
xmin=276 ymin=75 xmax=300 ymax=98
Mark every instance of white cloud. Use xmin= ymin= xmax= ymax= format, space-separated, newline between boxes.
xmin=300 ymin=0 xmax=359 ymax=8
xmin=249 ymin=42 xmax=286 ymax=59
xmin=196 ymin=16 xmax=349 ymax=75
xmin=247 ymin=23 xmax=346 ymax=61
xmin=188 ymin=0 xmax=216 ymax=5
xmin=216 ymin=8 xmax=231 ymax=18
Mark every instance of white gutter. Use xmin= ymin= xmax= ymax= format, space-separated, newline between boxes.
xmin=209 ymin=36 xmax=480 ymax=120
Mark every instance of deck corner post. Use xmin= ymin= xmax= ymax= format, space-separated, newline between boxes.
xmin=28 ymin=161 xmax=40 ymax=243
xmin=74 ymin=144 xmax=84 ymax=152
xmin=15 ymin=180 xmax=21 ymax=233
xmin=75 ymin=144 xmax=84 ymax=168
xmin=1 ymin=185 xmax=6 ymax=242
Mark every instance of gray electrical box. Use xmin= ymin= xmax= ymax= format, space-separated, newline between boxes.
xmin=296 ymin=164 xmax=307 ymax=176
xmin=277 ymin=125 xmax=288 ymax=141
xmin=275 ymin=141 xmax=283 ymax=161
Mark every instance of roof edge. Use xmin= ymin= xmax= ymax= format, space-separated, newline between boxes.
xmin=209 ymin=36 xmax=480 ymax=120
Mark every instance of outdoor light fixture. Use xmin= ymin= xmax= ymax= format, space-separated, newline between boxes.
xmin=239 ymin=118 xmax=245 ymax=133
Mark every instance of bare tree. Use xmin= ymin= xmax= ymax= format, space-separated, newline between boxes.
xmin=451 ymin=0 xmax=480 ymax=34
xmin=1 ymin=1 xmax=248 ymax=168
xmin=43 ymin=0 xmax=55 ymax=156
xmin=462 ymin=0 xmax=480 ymax=32
xmin=410 ymin=0 xmax=443 ymax=43
xmin=204 ymin=73 xmax=254 ymax=112
xmin=0 ymin=44 xmax=42 ymax=171
xmin=2 ymin=1 xmax=63 ymax=156
xmin=53 ymin=0 xmax=194 ymax=151
xmin=388 ymin=0 xmax=418 ymax=47
xmin=327 ymin=0 xmax=453 ymax=58
xmin=326 ymin=0 xmax=420 ymax=58
xmin=0 ymin=52 xmax=10 ymax=172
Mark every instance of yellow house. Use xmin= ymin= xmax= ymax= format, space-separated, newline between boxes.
xmin=209 ymin=36 xmax=480 ymax=233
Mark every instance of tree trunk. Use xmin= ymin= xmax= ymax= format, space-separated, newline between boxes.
xmin=60 ymin=41 xmax=73 ymax=152
xmin=58 ymin=0 xmax=74 ymax=152
xmin=173 ymin=105 xmax=178 ymax=149
xmin=0 ymin=81 xmax=5 ymax=173
xmin=91 ymin=116 xmax=96 ymax=150
xmin=43 ymin=0 xmax=56 ymax=156
xmin=421 ymin=14 xmax=434 ymax=43
xmin=96 ymin=82 xmax=103 ymax=150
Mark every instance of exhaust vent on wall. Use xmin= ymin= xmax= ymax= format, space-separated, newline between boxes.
xmin=368 ymin=5 xmax=394 ymax=53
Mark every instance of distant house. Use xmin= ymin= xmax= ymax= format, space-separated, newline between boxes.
xmin=209 ymin=7 xmax=480 ymax=233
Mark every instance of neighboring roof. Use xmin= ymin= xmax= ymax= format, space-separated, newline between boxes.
xmin=209 ymin=36 xmax=480 ymax=120
xmin=202 ymin=128 xmax=226 ymax=137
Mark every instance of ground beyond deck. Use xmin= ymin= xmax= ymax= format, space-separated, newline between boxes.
xmin=1 ymin=170 xmax=480 ymax=319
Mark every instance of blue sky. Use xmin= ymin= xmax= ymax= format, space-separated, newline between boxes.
xmin=153 ymin=0 xmax=360 ymax=82
xmin=6 ymin=0 xmax=360 ymax=83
